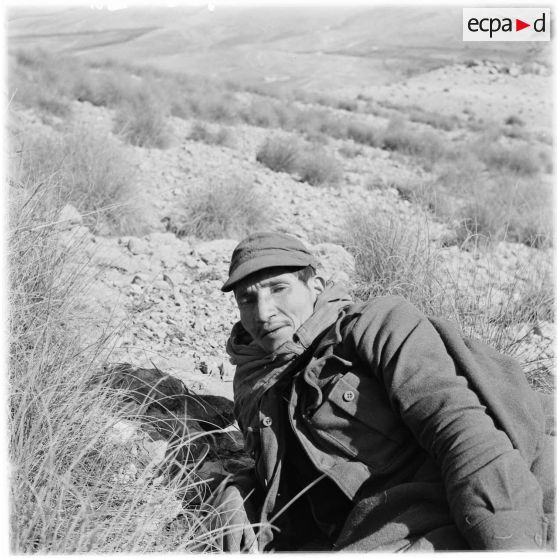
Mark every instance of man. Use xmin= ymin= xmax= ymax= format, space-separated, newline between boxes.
xmin=215 ymin=231 xmax=554 ymax=552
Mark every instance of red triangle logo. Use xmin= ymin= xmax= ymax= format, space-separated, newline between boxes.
xmin=516 ymin=18 xmax=530 ymax=31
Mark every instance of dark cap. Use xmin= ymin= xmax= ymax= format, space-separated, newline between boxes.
xmin=221 ymin=231 xmax=317 ymax=292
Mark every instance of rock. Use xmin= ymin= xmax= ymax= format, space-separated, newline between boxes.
xmin=132 ymin=273 xmax=149 ymax=284
xmin=219 ymin=360 xmax=235 ymax=381
xmin=143 ymin=439 xmax=168 ymax=467
xmin=312 ymin=242 xmax=355 ymax=282
xmin=200 ymin=357 xmax=220 ymax=377
xmin=184 ymin=255 xmax=209 ymax=270
xmin=194 ymin=239 xmax=238 ymax=265
xmin=167 ymin=355 xmax=197 ymax=374
xmin=108 ymin=419 xmax=139 ymax=445
xmin=128 ymin=237 xmax=150 ymax=255
xmin=58 ymin=204 xmax=82 ymax=228
xmin=153 ymin=280 xmax=171 ymax=291
xmin=509 ymin=65 xmax=520 ymax=77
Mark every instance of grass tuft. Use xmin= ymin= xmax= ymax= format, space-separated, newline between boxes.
xmin=256 ymin=136 xmax=300 ymax=174
xmin=14 ymin=125 xmax=144 ymax=235
xmin=179 ymin=178 xmax=269 ymax=239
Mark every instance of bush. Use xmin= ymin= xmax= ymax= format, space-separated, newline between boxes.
xmin=9 ymin=138 xmax=230 ymax=552
xmin=15 ymin=125 xmax=143 ymax=235
xmin=113 ymin=87 xmax=173 ymax=148
xmin=476 ymin=140 xmax=540 ymax=176
xmin=188 ymin=122 xmax=235 ymax=147
xmin=342 ymin=209 xmax=554 ymax=391
xmin=179 ymin=178 xmax=268 ymax=239
xmin=256 ymin=136 xmax=300 ymax=174
xmin=296 ymin=145 xmax=343 ymax=187
xmin=257 ymin=136 xmax=343 ymax=186
xmin=381 ymin=118 xmax=447 ymax=164
xmin=407 ymin=108 xmax=458 ymax=131
xmin=342 ymin=210 xmax=440 ymax=307
xmin=346 ymin=120 xmax=381 ymax=147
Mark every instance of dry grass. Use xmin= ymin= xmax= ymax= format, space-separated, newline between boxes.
xmin=381 ymin=118 xmax=447 ymax=164
xmin=256 ymin=136 xmax=343 ymax=186
xmin=8 ymin=141 xmax=234 ymax=552
xmin=342 ymin=210 xmax=554 ymax=391
xmin=188 ymin=122 xmax=235 ymax=147
xmin=179 ymin=178 xmax=269 ymax=239
xmin=342 ymin=210 xmax=441 ymax=307
xmin=256 ymin=136 xmax=300 ymax=174
xmin=113 ymin=86 xmax=173 ymax=149
xmin=473 ymin=138 xmax=541 ymax=176
xmin=13 ymin=125 xmax=144 ymax=235
xmin=296 ymin=145 xmax=343 ymax=187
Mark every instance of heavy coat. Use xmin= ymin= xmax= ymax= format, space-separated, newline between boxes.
xmin=230 ymin=294 xmax=553 ymax=551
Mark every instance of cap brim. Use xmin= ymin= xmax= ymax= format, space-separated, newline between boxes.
xmin=221 ymin=253 xmax=315 ymax=292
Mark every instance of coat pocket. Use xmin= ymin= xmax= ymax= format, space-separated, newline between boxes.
xmin=308 ymin=371 xmax=415 ymax=473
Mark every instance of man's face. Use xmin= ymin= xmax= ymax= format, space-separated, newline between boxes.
xmin=234 ymin=268 xmax=324 ymax=353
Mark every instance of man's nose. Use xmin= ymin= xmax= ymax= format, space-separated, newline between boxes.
xmin=255 ymin=294 xmax=277 ymax=322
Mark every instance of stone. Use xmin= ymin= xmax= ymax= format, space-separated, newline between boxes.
xmin=153 ymin=280 xmax=171 ymax=291
xmin=143 ymin=439 xmax=168 ymax=467
xmin=108 ymin=419 xmax=139 ymax=445
xmin=167 ymin=355 xmax=197 ymax=374
xmin=132 ymin=273 xmax=149 ymax=284
xmin=58 ymin=204 xmax=82 ymax=228
xmin=312 ymin=242 xmax=355 ymax=282
xmin=128 ymin=237 xmax=150 ymax=255
xmin=219 ymin=360 xmax=235 ymax=381
xmin=184 ymin=255 xmax=203 ymax=269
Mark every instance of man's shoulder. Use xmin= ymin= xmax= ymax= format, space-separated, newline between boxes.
xmin=342 ymin=295 xmax=423 ymax=326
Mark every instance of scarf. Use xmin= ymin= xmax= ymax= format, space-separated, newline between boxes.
xmin=226 ymin=283 xmax=353 ymax=437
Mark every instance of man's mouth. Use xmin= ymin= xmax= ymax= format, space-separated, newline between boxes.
xmin=260 ymin=325 xmax=287 ymax=338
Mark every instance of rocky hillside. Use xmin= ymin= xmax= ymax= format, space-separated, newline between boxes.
xmin=8 ymin=32 xmax=553 ymax=548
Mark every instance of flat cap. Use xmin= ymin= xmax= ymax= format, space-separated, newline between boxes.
xmin=221 ymin=231 xmax=317 ymax=292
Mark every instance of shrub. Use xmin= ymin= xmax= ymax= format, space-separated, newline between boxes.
xmin=474 ymin=139 xmax=540 ymax=176
xmin=407 ymin=108 xmax=458 ymax=131
xmin=346 ymin=120 xmax=381 ymax=147
xmin=504 ymin=115 xmax=525 ymax=127
xmin=15 ymin=125 xmax=143 ymax=235
xmin=296 ymin=145 xmax=343 ymax=187
xmin=8 ymin=178 xmax=222 ymax=552
xmin=342 ymin=210 xmax=440 ymax=308
xmin=341 ymin=209 xmax=554 ymax=391
xmin=339 ymin=144 xmax=364 ymax=158
xmin=188 ymin=122 xmax=235 ymax=147
xmin=381 ymin=118 xmax=447 ymax=164
xmin=179 ymin=178 xmax=268 ymax=239
xmin=113 ymin=87 xmax=173 ymax=148
xmin=256 ymin=136 xmax=300 ymax=174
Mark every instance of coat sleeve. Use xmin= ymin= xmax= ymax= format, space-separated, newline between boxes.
xmin=346 ymin=296 xmax=547 ymax=550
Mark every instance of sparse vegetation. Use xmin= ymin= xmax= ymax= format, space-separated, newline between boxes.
xmin=473 ymin=138 xmax=541 ymax=176
xmin=9 ymin=129 xmax=233 ymax=553
xmin=7 ymin=30 xmax=554 ymax=553
xmin=296 ymin=145 xmax=343 ymax=187
xmin=257 ymin=136 xmax=343 ymax=186
xmin=180 ymin=178 xmax=268 ymax=239
xmin=14 ymin=125 xmax=143 ymax=235
xmin=188 ymin=122 xmax=235 ymax=147
xmin=342 ymin=211 xmax=554 ymax=390
xmin=113 ymin=88 xmax=173 ymax=149
xmin=256 ymin=136 xmax=300 ymax=174
xmin=382 ymin=118 xmax=447 ymax=164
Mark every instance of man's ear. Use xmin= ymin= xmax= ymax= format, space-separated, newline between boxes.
xmin=309 ymin=274 xmax=326 ymax=298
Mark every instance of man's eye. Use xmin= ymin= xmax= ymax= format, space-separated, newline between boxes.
xmin=272 ymin=285 xmax=287 ymax=293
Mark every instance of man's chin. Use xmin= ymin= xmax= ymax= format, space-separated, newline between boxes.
xmin=259 ymin=328 xmax=292 ymax=353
